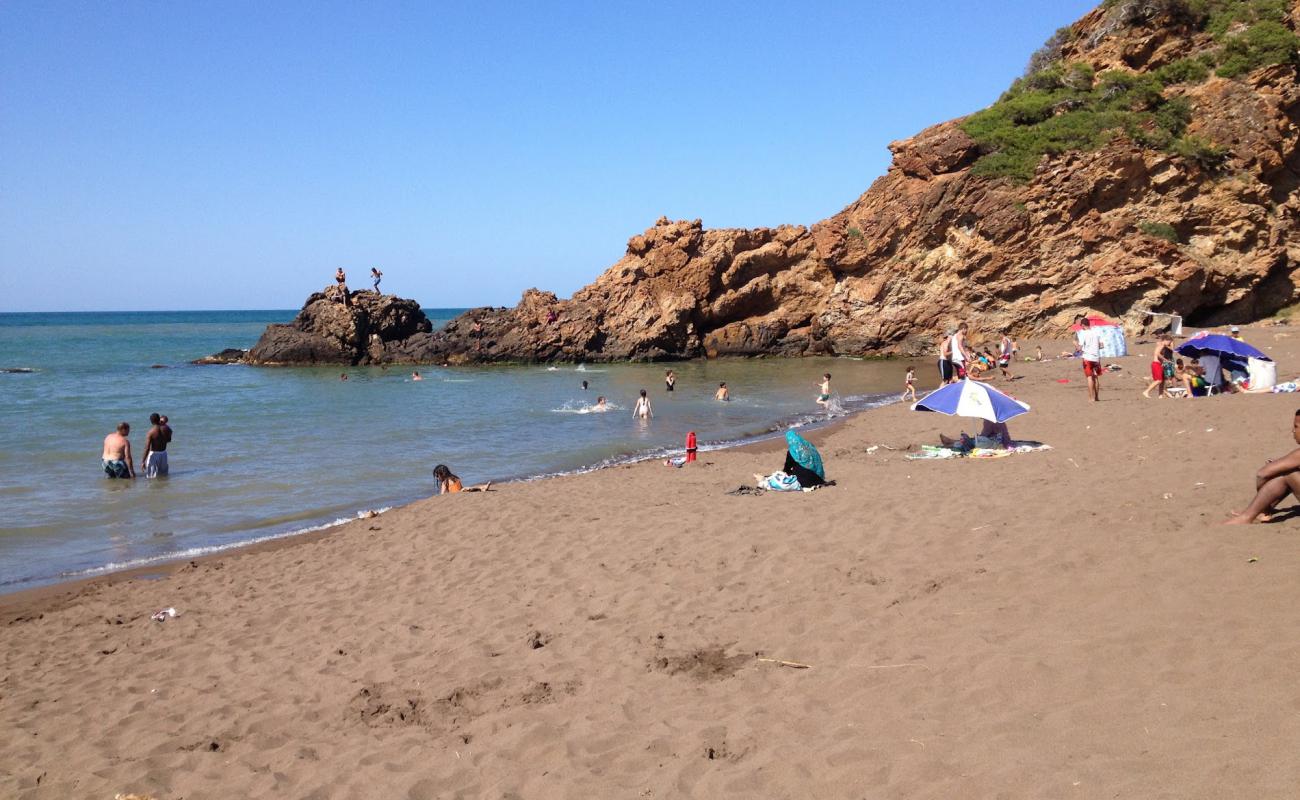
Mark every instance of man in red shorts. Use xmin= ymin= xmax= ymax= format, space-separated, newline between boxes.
xmin=1075 ymin=316 xmax=1103 ymax=401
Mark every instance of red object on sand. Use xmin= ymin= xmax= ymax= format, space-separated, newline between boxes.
xmin=1069 ymin=316 xmax=1118 ymax=331
xmin=1056 ymin=378 xmax=1071 ymax=383
xmin=685 ymin=431 xmax=697 ymax=463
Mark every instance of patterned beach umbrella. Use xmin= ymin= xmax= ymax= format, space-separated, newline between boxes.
xmin=911 ymin=378 xmax=1031 ymax=423
xmin=1176 ymin=331 xmax=1270 ymax=361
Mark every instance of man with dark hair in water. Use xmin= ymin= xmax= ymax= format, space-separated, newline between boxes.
xmin=101 ymin=422 xmax=135 ymax=479
xmin=1226 ymin=410 xmax=1300 ymax=524
xmin=142 ymin=413 xmax=170 ymax=478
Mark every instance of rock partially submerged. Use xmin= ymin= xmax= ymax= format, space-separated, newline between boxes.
xmin=201 ymin=288 xmax=440 ymax=366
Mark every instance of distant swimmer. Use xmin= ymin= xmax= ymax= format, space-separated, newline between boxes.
xmin=141 ymin=413 xmax=169 ymax=478
xmin=816 ymin=373 xmax=832 ymax=407
xmin=581 ymin=379 xmax=589 ymax=391
xmin=715 ymin=382 xmax=730 ymax=401
xmin=371 ymin=267 xmax=383 ymax=292
xmin=433 ymin=464 xmax=492 ymax=494
xmin=665 ymin=369 xmax=676 ymax=392
xmin=101 ymin=422 xmax=135 ymax=479
xmin=594 ymin=396 xmax=608 ymax=412
xmin=633 ymin=389 xmax=653 ymax=419
xmin=340 ymin=373 xmax=349 ymax=381
xmin=412 ymin=371 xmax=423 ymax=381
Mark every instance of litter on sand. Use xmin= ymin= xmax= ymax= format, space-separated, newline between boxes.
xmin=150 ymin=607 xmax=178 ymax=622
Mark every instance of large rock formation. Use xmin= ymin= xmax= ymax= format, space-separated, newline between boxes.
xmin=206 ymin=287 xmax=436 ymax=365
xmin=430 ymin=0 xmax=1299 ymax=363
xmin=215 ymin=1 xmax=1299 ymax=366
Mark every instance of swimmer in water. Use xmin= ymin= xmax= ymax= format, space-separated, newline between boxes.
xmin=340 ymin=373 xmax=349 ymax=381
xmin=633 ymin=389 xmax=653 ymax=419
xmin=816 ymin=373 xmax=832 ymax=407
xmin=665 ymin=369 xmax=676 ymax=392
xmin=411 ymin=371 xmax=423 ymax=381
xmin=715 ymin=382 xmax=730 ymax=401
xmin=594 ymin=396 xmax=607 ymax=411
xmin=582 ymin=379 xmax=589 ymax=391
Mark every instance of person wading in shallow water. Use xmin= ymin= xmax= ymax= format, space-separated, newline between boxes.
xmin=101 ymin=422 xmax=135 ymax=479
xmin=141 ymin=413 xmax=170 ymax=478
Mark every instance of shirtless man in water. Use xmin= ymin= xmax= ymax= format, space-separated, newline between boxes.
xmin=1226 ymin=409 xmax=1300 ymax=524
xmin=141 ymin=413 xmax=169 ymax=478
xmin=102 ymin=422 xmax=135 ymax=479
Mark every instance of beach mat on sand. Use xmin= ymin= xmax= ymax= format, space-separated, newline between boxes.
xmin=906 ymin=441 xmax=1051 ymax=460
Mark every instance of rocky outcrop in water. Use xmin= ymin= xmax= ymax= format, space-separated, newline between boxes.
xmin=200 ymin=287 xmax=437 ymax=366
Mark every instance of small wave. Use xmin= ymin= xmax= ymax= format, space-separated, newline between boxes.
xmin=441 ymin=378 xmax=473 ymax=383
xmin=36 ymin=507 xmax=392 ymax=585
xmin=551 ymin=401 xmax=623 ymax=414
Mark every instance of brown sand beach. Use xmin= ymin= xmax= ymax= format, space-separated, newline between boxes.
xmin=3 ymin=326 xmax=1300 ymax=799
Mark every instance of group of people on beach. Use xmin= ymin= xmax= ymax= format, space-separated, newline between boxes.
xmin=101 ymin=414 xmax=173 ymax=480
xmin=936 ymin=323 xmax=1018 ymax=386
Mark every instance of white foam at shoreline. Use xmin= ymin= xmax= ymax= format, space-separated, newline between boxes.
xmin=34 ymin=508 xmax=393 ymax=586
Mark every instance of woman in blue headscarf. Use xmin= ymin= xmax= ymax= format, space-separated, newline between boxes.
xmin=782 ymin=429 xmax=826 ymax=488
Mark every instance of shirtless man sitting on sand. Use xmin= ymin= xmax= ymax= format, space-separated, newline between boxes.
xmin=1226 ymin=409 xmax=1300 ymax=524
xmin=102 ymin=422 xmax=135 ymax=479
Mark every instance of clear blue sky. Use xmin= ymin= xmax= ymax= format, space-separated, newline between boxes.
xmin=1 ymin=0 xmax=1096 ymax=312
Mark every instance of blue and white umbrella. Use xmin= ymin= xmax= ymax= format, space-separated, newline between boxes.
xmin=911 ymin=378 xmax=1030 ymax=423
xmin=1176 ymin=331 xmax=1271 ymax=361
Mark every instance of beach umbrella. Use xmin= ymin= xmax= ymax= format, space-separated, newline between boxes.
xmin=1069 ymin=316 xmax=1118 ymax=331
xmin=1175 ymin=331 xmax=1271 ymax=361
xmin=911 ymin=378 xmax=1030 ymax=423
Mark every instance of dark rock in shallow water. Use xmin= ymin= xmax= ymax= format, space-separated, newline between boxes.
xmin=1 ymin=367 xmax=38 ymax=373
xmin=202 ymin=288 xmax=440 ymax=366
xmin=192 ymin=348 xmax=248 ymax=365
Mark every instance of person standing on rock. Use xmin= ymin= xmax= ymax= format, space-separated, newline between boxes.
xmin=335 ymin=267 xmax=347 ymax=288
xmin=101 ymin=422 xmax=135 ymax=479
xmin=371 ymin=267 xmax=382 ymax=292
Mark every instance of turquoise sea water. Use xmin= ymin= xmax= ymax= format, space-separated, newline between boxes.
xmin=0 ymin=310 xmax=931 ymax=591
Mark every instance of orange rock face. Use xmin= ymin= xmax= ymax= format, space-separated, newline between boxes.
xmin=438 ymin=2 xmax=1300 ymax=362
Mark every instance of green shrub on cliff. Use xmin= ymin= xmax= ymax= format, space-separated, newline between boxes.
xmin=1215 ymin=20 xmax=1300 ymax=76
xmin=1169 ymin=134 xmax=1230 ymax=169
xmin=1138 ymin=221 xmax=1182 ymax=243
xmin=962 ymin=64 xmax=1193 ymax=181
xmin=1153 ymin=57 xmax=1212 ymax=84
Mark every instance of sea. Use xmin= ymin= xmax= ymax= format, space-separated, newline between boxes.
xmin=0 ymin=310 xmax=931 ymax=592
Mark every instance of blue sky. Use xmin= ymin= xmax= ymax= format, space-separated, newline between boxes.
xmin=0 ymin=0 xmax=1097 ymax=311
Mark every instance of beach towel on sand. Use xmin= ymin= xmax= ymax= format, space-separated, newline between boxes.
xmin=906 ymin=441 xmax=1051 ymax=460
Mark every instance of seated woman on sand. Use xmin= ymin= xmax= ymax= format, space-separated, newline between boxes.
xmin=939 ymin=419 xmax=1012 ymax=451
xmin=432 ymin=464 xmax=492 ymax=494
xmin=755 ymin=430 xmax=827 ymax=491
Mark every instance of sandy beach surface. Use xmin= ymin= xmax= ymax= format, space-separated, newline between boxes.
xmin=4 ymin=325 xmax=1300 ymax=799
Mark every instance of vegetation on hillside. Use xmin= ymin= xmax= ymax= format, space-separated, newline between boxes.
xmin=962 ymin=0 xmax=1296 ymax=180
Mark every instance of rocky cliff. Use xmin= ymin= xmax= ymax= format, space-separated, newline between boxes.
xmin=212 ymin=0 xmax=1299 ymax=366
xmin=431 ymin=0 xmax=1299 ymax=363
